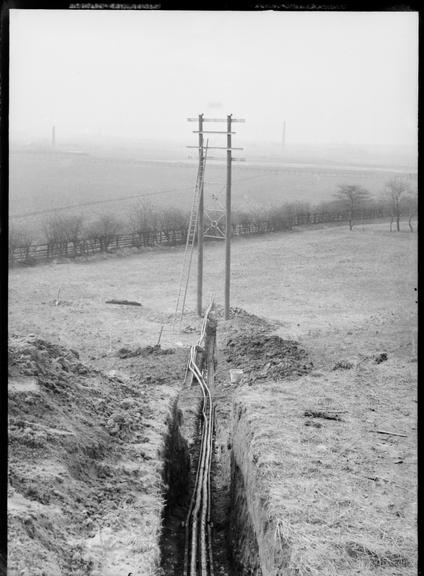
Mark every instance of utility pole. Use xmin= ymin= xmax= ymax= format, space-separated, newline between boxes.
xmin=225 ymin=114 xmax=232 ymax=320
xmin=187 ymin=115 xmax=245 ymax=319
xmin=197 ymin=114 xmax=204 ymax=317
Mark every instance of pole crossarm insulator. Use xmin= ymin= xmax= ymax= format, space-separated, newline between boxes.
xmin=187 ymin=117 xmax=245 ymax=123
xmin=186 ymin=146 xmax=243 ymax=151
xmin=193 ymin=130 xmax=237 ymax=134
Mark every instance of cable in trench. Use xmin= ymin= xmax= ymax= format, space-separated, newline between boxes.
xmin=183 ymin=303 xmax=215 ymax=576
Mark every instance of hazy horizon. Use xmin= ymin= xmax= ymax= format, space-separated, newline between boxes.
xmin=10 ymin=10 xmax=418 ymax=149
xmin=9 ymin=133 xmax=418 ymax=173
xmin=9 ymin=131 xmax=419 ymax=150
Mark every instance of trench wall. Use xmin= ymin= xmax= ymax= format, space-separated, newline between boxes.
xmin=230 ymin=397 xmax=291 ymax=576
xmin=162 ymin=380 xmax=204 ymax=499
xmin=162 ymin=400 xmax=192 ymax=511
xmin=160 ymin=384 xmax=204 ymax=575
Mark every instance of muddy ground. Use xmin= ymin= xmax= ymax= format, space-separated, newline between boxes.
xmin=8 ymin=333 xmax=186 ymax=576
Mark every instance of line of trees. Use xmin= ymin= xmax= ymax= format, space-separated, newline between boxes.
xmin=384 ymin=175 xmax=417 ymax=232
xmin=9 ymin=201 xmax=192 ymax=264
xmin=333 ymin=175 xmax=417 ymax=232
xmin=9 ymin=176 xmax=417 ymax=265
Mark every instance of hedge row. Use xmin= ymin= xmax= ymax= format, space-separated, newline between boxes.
xmin=9 ymin=205 xmax=391 ymax=267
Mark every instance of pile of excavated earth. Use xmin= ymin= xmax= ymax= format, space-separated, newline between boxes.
xmin=8 ymin=333 xmax=186 ymax=576
xmin=224 ymin=333 xmax=313 ymax=382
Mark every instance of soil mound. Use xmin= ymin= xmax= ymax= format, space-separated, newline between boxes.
xmin=9 ymin=334 xmax=90 ymax=385
xmin=215 ymin=305 xmax=278 ymax=331
xmin=224 ymin=333 xmax=313 ymax=383
xmin=8 ymin=334 xmax=180 ymax=576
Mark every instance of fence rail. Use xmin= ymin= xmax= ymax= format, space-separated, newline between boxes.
xmin=8 ymin=207 xmax=397 ymax=267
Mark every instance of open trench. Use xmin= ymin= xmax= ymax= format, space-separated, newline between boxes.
xmin=159 ymin=314 xmax=263 ymax=576
xmin=159 ymin=385 xmax=262 ymax=576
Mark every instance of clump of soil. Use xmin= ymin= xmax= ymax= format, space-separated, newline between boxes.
xmin=224 ymin=333 xmax=313 ymax=383
xmin=9 ymin=335 xmax=91 ymax=388
xmin=116 ymin=344 xmax=175 ymax=359
xmin=333 ymin=360 xmax=354 ymax=370
xmin=304 ymin=409 xmax=344 ymax=422
xmin=374 ymin=352 xmax=388 ymax=364
xmin=304 ymin=420 xmax=322 ymax=428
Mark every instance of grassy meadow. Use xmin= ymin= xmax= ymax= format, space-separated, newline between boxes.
xmin=9 ymin=221 xmax=417 ymax=362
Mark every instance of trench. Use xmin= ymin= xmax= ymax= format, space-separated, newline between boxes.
xmin=159 ymin=369 xmax=262 ymax=575
xmin=160 ymin=399 xmax=193 ymax=575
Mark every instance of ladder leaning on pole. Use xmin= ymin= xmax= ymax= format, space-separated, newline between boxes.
xmin=173 ymin=142 xmax=209 ymax=330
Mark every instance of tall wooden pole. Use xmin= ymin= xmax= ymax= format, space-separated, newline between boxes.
xmin=187 ymin=114 xmax=244 ymax=319
xmin=225 ymin=114 xmax=232 ymax=320
xmin=197 ymin=114 xmax=204 ymax=317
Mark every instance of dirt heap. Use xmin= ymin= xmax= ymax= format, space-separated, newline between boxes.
xmin=9 ymin=335 xmax=90 ymax=382
xmin=215 ymin=305 xmax=280 ymax=334
xmin=224 ymin=333 xmax=313 ymax=383
xmin=8 ymin=334 xmax=183 ymax=576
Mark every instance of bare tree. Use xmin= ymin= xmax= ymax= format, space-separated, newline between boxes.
xmin=248 ymin=203 xmax=272 ymax=231
xmin=385 ymin=176 xmax=411 ymax=232
xmin=86 ymin=213 xmax=122 ymax=252
xmin=128 ymin=201 xmax=159 ymax=246
xmin=334 ymin=185 xmax=370 ymax=231
xmin=267 ymin=203 xmax=294 ymax=230
xmin=232 ymin=208 xmax=253 ymax=227
xmin=62 ymin=214 xmax=84 ymax=242
xmin=42 ymin=213 xmax=67 ymax=257
xmin=159 ymin=207 xmax=189 ymax=243
xmin=42 ymin=213 xmax=84 ymax=257
xmin=402 ymin=187 xmax=418 ymax=232
xmin=9 ymin=225 xmax=33 ymax=265
xmin=60 ymin=214 xmax=84 ymax=255
xmin=292 ymin=201 xmax=312 ymax=225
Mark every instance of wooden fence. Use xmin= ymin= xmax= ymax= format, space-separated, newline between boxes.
xmin=8 ymin=207 xmax=389 ymax=267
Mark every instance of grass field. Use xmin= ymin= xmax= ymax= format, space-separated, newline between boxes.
xmin=8 ymin=221 xmax=417 ymax=574
xmin=9 ymin=220 xmax=417 ymax=368
xmin=10 ymin=150 xmax=417 ymax=241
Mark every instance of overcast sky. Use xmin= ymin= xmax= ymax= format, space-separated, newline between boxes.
xmin=10 ymin=10 xmax=418 ymax=147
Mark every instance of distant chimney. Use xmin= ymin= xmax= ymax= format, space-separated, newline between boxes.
xmin=282 ymin=121 xmax=286 ymax=149
xmin=52 ymin=125 xmax=56 ymax=148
